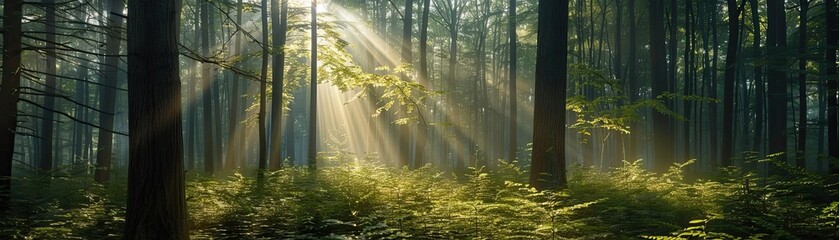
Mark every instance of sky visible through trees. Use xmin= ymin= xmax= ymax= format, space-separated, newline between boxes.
xmin=0 ymin=0 xmax=838 ymax=238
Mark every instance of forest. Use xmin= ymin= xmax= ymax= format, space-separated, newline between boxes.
xmin=0 ymin=0 xmax=838 ymax=239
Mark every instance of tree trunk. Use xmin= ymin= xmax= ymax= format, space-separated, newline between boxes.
xmin=309 ymin=0 xmax=319 ymax=171
xmin=627 ymin=0 xmax=639 ymax=161
xmin=766 ymin=0 xmax=788 ymax=159
xmin=530 ymin=0 xmax=569 ymax=190
xmin=94 ymin=0 xmax=125 ymax=182
xmin=721 ymin=0 xmax=741 ymax=167
xmin=40 ymin=0 xmax=57 ymax=173
xmin=0 ymin=0 xmax=23 ymax=211
xmin=270 ymin=0 xmax=289 ymax=170
xmin=649 ymin=0 xmax=673 ymax=172
xmin=399 ymin=0 xmax=414 ymax=168
xmin=125 ymin=0 xmax=188 ymax=238
xmin=826 ymin=0 xmax=838 ymax=173
xmin=796 ymin=0 xmax=809 ymax=168
xmin=258 ymin=0 xmax=269 ymax=180
xmin=508 ymin=0 xmax=518 ymax=162
xmin=750 ymin=0 xmax=764 ymax=153
xmin=415 ymin=0 xmax=431 ymax=167
xmin=200 ymin=0 xmax=216 ymax=174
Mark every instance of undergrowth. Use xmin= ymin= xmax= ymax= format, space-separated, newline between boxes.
xmin=0 ymin=155 xmax=836 ymax=239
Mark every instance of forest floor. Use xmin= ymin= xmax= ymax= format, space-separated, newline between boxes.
xmin=1 ymin=155 xmax=837 ymax=239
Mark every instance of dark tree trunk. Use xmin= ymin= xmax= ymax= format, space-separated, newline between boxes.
xmin=94 ymin=0 xmax=125 ymax=183
xmin=627 ymin=0 xmax=639 ymax=161
xmin=225 ymin=0 xmax=245 ymax=170
xmin=683 ymin=0 xmax=694 ymax=162
xmin=40 ymin=0 xmax=57 ymax=173
xmin=201 ymin=0 xmax=216 ymax=174
xmin=721 ymin=0 xmax=741 ymax=167
xmin=414 ymin=0 xmax=431 ymax=167
xmin=649 ymin=0 xmax=673 ymax=172
xmin=399 ymin=0 xmax=414 ymax=168
xmin=0 ymin=0 xmax=23 ymax=211
xmin=826 ymin=0 xmax=839 ymax=173
xmin=796 ymin=0 xmax=809 ymax=168
xmin=270 ymin=0 xmax=289 ymax=170
xmin=508 ymin=0 xmax=518 ymax=162
xmin=750 ymin=0 xmax=764 ymax=153
xmin=766 ymin=0 xmax=788 ymax=158
xmin=309 ymin=0 xmax=319 ymax=171
xmin=530 ymin=0 xmax=569 ymax=190
xmin=125 ymin=0 xmax=188 ymax=238
xmin=258 ymin=0 xmax=269 ymax=180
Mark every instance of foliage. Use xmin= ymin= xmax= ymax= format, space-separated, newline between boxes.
xmin=1 ymin=155 xmax=836 ymax=239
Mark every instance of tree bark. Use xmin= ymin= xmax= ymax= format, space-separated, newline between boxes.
xmin=125 ymin=0 xmax=188 ymax=238
xmin=309 ymin=0 xmax=319 ymax=171
xmin=721 ymin=0 xmax=741 ymax=167
xmin=796 ymin=0 xmax=809 ymax=168
xmin=414 ymin=0 xmax=431 ymax=167
xmin=200 ymin=0 xmax=216 ymax=174
xmin=766 ymin=0 xmax=788 ymax=159
xmin=530 ymin=0 xmax=569 ymax=190
xmin=399 ymin=0 xmax=414 ymax=168
xmin=649 ymin=0 xmax=673 ymax=172
xmin=508 ymin=0 xmax=518 ymax=162
xmin=0 ymin=0 xmax=23 ymax=211
xmin=270 ymin=0 xmax=289 ymax=170
xmin=826 ymin=0 xmax=838 ymax=173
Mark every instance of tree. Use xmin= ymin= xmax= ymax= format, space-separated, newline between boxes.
xmin=649 ymin=0 xmax=673 ymax=172
xmin=40 ymin=0 xmax=58 ymax=173
xmin=530 ymin=0 xmax=569 ymax=190
xmin=270 ymin=0 xmax=290 ymax=170
xmin=201 ymin=0 xmax=217 ymax=174
xmin=94 ymin=0 xmax=125 ymax=183
xmin=0 ymin=0 xmax=23 ymax=211
xmin=721 ymin=0 xmax=742 ymax=167
xmin=827 ymin=0 xmax=838 ymax=173
xmin=414 ymin=0 xmax=432 ymax=167
xmin=125 ymin=0 xmax=188 ymax=237
xmin=400 ymin=0 xmax=414 ymax=167
xmin=796 ymin=0 xmax=809 ymax=168
xmin=627 ymin=0 xmax=639 ymax=161
xmin=508 ymin=0 xmax=518 ymax=163
xmin=309 ymin=0 xmax=319 ymax=171
xmin=259 ymin=0 xmax=269 ymax=178
xmin=766 ymin=0 xmax=787 ymax=158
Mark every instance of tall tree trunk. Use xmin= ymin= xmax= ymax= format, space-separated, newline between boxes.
xmin=721 ymin=0 xmax=741 ymax=167
xmin=399 ymin=0 xmax=414 ymax=168
xmin=826 ymin=0 xmax=838 ymax=173
xmin=200 ymin=0 xmax=216 ymax=173
xmin=415 ymin=0 xmax=431 ymax=167
xmin=258 ymin=0 xmax=269 ymax=180
xmin=530 ymin=0 xmax=569 ymax=190
xmin=72 ymin=63 xmax=88 ymax=167
xmin=766 ymin=0 xmax=788 ymax=159
xmin=0 ymin=0 xmax=23 ymax=211
xmin=188 ymin=0 xmax=200 ymax=171
xmin=95 ymin=0 xmax=125 ymax=182
xmin=39 ymin=0 xmax=57 ymax=173
xmin=683 ymin=0 xmax=694 ymax=163
xmin=750 ymin=0 xmax=764 ymax=153
xmin=309 ymin=0 xmax=319 ymax=171
xmin=508 ymin=0 xmax=518 ymax=162
xmin=270 ymin=0 xmax=289 ymax=170
xmin=796 ymin=0 xmax=809 ymax=168
xmin=627 ymin=0 xmax=639 ymax=161
xmin=125 ymin=0 xmax=188 ymax=238
xmin=649 ymin=0 xmax=673 ymax=172
xmin=225 ymin=0 xmax=244 ymax=170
